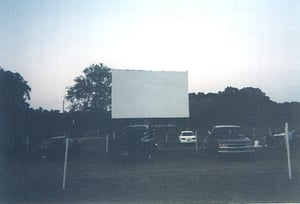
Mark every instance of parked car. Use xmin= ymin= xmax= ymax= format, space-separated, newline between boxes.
xmin=205 ymin=125 xmax=255 ymax=157
xmin=178 ymin=131 xmax=196 ymax=143
xmin=38 ymin=136 xmax=78 ymax=159
xmin=110 ymin=125 xmax=158 ymax=160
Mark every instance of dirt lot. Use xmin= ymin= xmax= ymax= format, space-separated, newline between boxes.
xmin=1 ymin=139 xmax=300 ymax=204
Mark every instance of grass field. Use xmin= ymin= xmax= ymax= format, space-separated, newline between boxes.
xmin=1 ymin=138 xmax=300 ymax=204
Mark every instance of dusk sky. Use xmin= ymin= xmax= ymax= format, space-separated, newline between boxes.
xmin=1 ymin=0 xmax=300 ymax=111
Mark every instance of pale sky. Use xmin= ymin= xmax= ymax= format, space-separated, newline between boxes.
xmin=1 ymin=0 xmax=300 ymax=110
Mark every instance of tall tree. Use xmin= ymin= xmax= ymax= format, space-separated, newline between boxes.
xmin=0 ymin=67 xmax=31 ymax=155
xmin=66 ymin=64 xmax=112 ymax=112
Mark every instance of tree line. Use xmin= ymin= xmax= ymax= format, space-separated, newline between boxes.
xmin=189 ymin=87 xmax=300 ymax=130
xmin=1 ymin=65 xmax=300 ymax=157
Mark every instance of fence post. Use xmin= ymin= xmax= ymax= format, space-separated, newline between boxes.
xmin=252 ymin=128 xmax=256 ymax=139
xmin=113 ymin=130 xmax=116 ymax=139
xmin=165 ymin=131 xmax=168 ymax=143
xmin=268 ymin=128 xmax=272 ymax=137
xmin=268 ymin=128 xmax=273 ymax=146
xmin=285 ymin=122 xmax=292 ymax=180
xmin=62 ymin=137 xmax=69 ymax=190
xmin=106 ymin=134 xmax=109 ymax=153
xmin=195 ymin=131 xmax=198 ymax=153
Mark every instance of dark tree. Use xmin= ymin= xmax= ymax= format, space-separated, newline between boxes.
xmin=188 ymin=87 xmax=280 ymax=129
xmin=0 ymin=67 xmax=31 ymax=155
xmin=66 ymin=64 xmax=112 ymax=112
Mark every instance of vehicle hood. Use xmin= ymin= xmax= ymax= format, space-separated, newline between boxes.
xmin=216 ymin=137 xmax=252 ymax=144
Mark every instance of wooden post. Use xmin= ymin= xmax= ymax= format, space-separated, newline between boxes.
xmin=106 ymin=134 xmax=109 ymax=153
xmin=165 ymin=122 xmax=168 ymax=143
xmin=62 ymin=137 xmax=69 ymax=190
xmin=165 ymin=131 xmax=168 ymax=143
xmin=252 ymin=128 xmax=256 ymax=139
xmin=285 ymin=123 xmax=292 ymax=180
xmin=195 ymin=131 xmax=198 ymax=153
xmin=113 ymin=130 xmax=116 ymax=139
xmin=268 ymin=128 xmax=272 ymax=137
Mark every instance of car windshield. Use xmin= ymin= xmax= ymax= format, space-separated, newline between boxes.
xmin=125 ymin=127 xmax=148 ymax=139
xmin=214 ymin=127 xmax=244 ymax=139
xmin=182 ymin=132 xmax=194 ymax=136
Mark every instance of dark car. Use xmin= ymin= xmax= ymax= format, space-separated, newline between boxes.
xmin=38 ymin=136 xmax=78 ymax=159
xmin=110 ymin=125 xmax=158 ymax=160
xmin=205 ymin=125 xmax=255 ymax=157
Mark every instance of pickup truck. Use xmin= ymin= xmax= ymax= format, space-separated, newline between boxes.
xmin=205 ymin=125 xmax=255 ymax=157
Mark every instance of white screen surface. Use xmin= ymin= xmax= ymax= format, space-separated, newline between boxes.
xmin=112 ymin=69 xmax=189 ymax=119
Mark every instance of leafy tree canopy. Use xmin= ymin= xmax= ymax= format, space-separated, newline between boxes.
xmin=189 ymin=86 xmax=278 ymax=128
xmin=0 ymin=67 xmax=31 ymax=155
xmin=0 ymin=67 xmax=31 ymax=113
xmin=66 ymin=63 xmax=111 ymax=112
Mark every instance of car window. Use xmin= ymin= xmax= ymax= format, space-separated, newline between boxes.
xmin=215 ymin=127 xmax=243 ymax=139
xmin=182 ymin=132 xmax=194 ymax=136
xmin=124 ymin=127 xmax=149 ymax=139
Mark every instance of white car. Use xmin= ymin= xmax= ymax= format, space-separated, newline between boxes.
xmin=178 ymin=131 xmax=196 ymax=143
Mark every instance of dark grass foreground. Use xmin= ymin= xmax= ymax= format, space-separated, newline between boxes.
xmin=1 ymin=143 xmax=300 ymax=204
